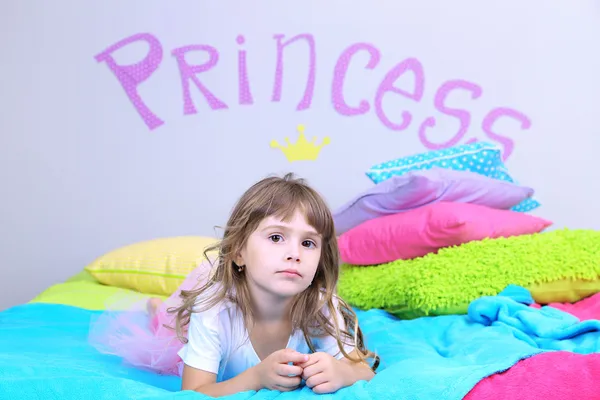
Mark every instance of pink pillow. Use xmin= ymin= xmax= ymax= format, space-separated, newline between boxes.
xmin=338 ymin=202 xmax=552 ymax=265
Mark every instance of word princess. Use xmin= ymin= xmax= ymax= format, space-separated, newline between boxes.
xmin=95 ymin=32 xmax=532 ymax=160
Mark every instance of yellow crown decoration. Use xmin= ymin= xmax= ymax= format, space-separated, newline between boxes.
xmin=270 ymin=124 xmax=330 ymax=162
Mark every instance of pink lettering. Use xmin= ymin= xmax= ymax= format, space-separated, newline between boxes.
xmin=271 ymin=34 xmax=316 ymax=110
xmin=237 ymin=35 xmax=253 ymax=105
xmin=172 ymin=45 xmax=228 ymax=115
xmin=482 ymin=107 xmax=531 ymax=161
xmin=94 ymin=33 xmax=164 ymax=130
xmin=418 ymin=80 xmax=483 ymax=149
xmin=332 ymin=43 xmax=381 ymax=116
xmin=374 ymin=58 xmax=424 ymax=130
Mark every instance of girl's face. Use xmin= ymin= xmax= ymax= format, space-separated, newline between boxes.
xmin=236 ymin=209 xmax=322 ymax=300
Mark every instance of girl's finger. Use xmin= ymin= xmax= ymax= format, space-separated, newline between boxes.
xmin=297 ymin=356 xmax=319 ymax=369
xmin=312 ymin=381 xmax=337 ymax=394
xmin=305 ymin=371 xmax=328 ymax=389
xmin=301 ymin=362 xmax=325 ymax=381
xmin=276 ymin=363 xmax=303 ymax=377
xmin=274 ymin=384 xmax=299 ymax=392
xmin=278 ymin=349 xmax=309 ymax=365
xmin=274 ymin=375 xmax=302 ymax=389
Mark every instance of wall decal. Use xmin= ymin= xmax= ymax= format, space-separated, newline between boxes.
xmin=270 ymin=124 xmax=330 ymax=162
xmin=95 ymin=32 xmax=532 ymax=162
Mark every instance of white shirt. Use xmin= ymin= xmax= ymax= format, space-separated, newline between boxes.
xmin=177 ymin=293 xmax=355 ymax=382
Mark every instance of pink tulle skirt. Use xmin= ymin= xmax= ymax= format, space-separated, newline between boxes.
xmin=88 ymin=264 xmax=211 ymax=376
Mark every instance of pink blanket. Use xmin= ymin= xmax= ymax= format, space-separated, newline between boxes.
xmin=529 ymin=292 xmax=600 ymax=321
xmin=464 ymin=292 xmax=600 ymax=400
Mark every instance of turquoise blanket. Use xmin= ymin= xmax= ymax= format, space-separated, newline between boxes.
xmin=1 ymin=286 xmax=600 ymax=399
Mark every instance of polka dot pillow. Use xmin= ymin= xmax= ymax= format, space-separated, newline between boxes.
xmin=366 ymin=142 xmax=540 ymax=212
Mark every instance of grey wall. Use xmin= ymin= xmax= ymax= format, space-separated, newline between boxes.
xmin=1 ymin=0 xmax=599 ymax=310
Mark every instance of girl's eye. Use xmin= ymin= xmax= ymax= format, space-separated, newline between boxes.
xmin=302 ymin=240 xmax=316 ymax=249
xmin=269 ymin=234 xmax=283 ymax=243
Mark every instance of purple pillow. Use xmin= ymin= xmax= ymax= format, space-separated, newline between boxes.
xmin=333 ymin=168 xmax=534 ymax=235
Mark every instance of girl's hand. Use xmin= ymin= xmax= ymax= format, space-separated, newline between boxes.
xmin=252 ymin=348 xmax=308 ymax=392
xmin=298 ymin=352 xmax=350 ymax=394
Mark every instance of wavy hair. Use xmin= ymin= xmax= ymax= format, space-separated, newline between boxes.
xmin=169 ymin=173 xmax=379 ymax=371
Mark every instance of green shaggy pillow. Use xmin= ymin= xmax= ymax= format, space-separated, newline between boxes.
xmin=337 ymin=228 xmax=600 ymax=319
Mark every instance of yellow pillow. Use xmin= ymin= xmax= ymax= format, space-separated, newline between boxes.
xmin=527 ymin=278 xmax=600 ymax=304
xmin=85 ymin=236 xmax=219 ymax=296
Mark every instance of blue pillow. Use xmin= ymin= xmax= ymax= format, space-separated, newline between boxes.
xmin=365 ymin=142 xmax=540 ymax=212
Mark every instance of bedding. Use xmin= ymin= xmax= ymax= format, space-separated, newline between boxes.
xmin=530 ymin=292 xmax=600 ymax=321
xmin=464 ymin=291 xmax=600 ymax=399
xmin=365 ymin=141 xmax=541 ymax=213
xmin=85 ymin=236 xmax=219 ymax=296
xmin=3 ymin=282 xmax=600 ymax=399
xmin=30 ymin=270 xmax=167 ymax=310
xmin=464 ymin=351 xmax=600 ymax=400
xmin=332 ymin=168 xmax=534 ymax=235
xmin=338 ymin=228 xmax=600 ymax=319
xmin=338 ymin=201 xmax=551 ymax=265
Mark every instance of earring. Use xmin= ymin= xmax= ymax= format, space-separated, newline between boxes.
xmin=238 ymin=265 xmax=244 ymax=272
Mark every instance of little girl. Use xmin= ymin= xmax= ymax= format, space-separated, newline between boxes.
xmin=90 ymin=173 xmax=379 ymax=396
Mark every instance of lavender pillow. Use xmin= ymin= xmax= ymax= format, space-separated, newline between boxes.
xmin=333 ymin=168 xmax=534 ymax=235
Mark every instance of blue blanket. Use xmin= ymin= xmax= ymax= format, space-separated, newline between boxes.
xmin=1 ymin=286 xmax=600 ymax=400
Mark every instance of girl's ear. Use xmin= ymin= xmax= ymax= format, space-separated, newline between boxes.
xmin=234 ymin=252 xmax=245 ymax=268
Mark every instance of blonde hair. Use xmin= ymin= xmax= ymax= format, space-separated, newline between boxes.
xmin=169 ymin=173 xmax=379 ymax=370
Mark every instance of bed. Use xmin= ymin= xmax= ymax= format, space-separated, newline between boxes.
xmin=2 ymin=270 xmax=600 ymax=399
xmin=2 ymin=143 xmax=599 ymax=399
